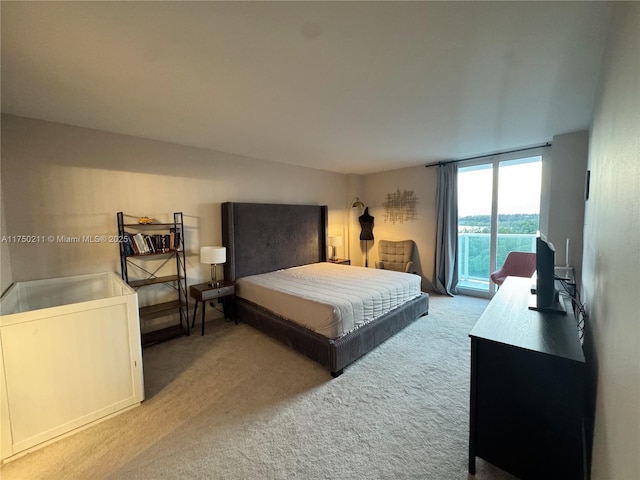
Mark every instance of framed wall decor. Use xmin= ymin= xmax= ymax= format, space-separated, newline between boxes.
xmin=383 ymin=189 xmax=418 ymax=224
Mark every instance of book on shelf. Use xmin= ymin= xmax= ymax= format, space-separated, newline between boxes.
xmin=129 ymin=233 xmax=139 ymax=254
xmin=125 ymin=232 xmax=182 ymax=255
xmin=133 ymin=233 xmax=148 ymax=254
xmin=152 ymin=234 xmax=163 ymax=253
xmin=123 ymin=232 xmax=135 ymax=256
xmin=144 ymin=235 xmax=155 ymax=254
xmin=169 ymin=228 xmax=181 ymax=250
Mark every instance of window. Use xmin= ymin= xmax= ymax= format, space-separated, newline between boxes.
xmin=457 ymin=154 xmax=542 ymax=296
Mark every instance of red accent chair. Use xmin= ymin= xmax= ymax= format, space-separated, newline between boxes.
xmin=490 ymin=251 xmax=537 ymax=286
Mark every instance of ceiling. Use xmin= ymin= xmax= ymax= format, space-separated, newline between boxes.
xmin=1 ymin=1 xmax=612 ymax=175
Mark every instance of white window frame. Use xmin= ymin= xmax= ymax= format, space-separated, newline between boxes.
xmin=456 ymin=148 xmax=546 ymax=298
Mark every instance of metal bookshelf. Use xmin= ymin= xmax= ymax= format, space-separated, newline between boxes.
xmin=117 ymin=212 xmax=189 ymax=346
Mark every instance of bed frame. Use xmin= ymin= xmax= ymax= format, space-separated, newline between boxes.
xmin=222 ymin=202 xmax=429 ymax=377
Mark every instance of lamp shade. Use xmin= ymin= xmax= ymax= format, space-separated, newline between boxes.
xmin=351 ymin=197 xmax=365 ymax=209
xmin=328 ymin=236 xmax=343 ymax=247
xmin=200 ymin=246 xmax=226 ymax=264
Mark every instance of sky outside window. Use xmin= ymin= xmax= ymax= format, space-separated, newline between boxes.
xmin=458 ymin=157 xmax=541 ymax=218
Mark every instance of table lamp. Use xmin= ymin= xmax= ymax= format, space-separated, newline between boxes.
xmin=200 ymin=246 xmax=226 ymax=287
xmin=328 ymin=236 xmax=343 ymax=260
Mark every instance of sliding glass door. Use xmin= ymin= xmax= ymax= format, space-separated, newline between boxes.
xmin=457 ymin=154 xmax=542 ymax=296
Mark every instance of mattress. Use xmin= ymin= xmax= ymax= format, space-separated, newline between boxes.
xmin=235 ymin=262 xmax=422 ymax=338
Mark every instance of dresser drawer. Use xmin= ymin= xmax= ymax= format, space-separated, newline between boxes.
xmin=200 ymin=284 xmax=235 ymax=301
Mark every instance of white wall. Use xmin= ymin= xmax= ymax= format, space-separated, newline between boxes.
xmin=362 ymin=165 xmax=437 ymax=291
xmin=0 ymin=114 xmax=348 ymax=325
xmin=0 ymin=196 xmax=13 ymax=293
xmin=345 ymin=173 xmax=366 ymax=266
xmin=360 ymin=139 xmax=588 ymax=295
xmin=0 ymin=115 xmax=438 ymax=300
xmin=546 ymin=130 xmax=589 ymax=285
xmin=583 ymin=3 xmax=640 ymax=479
xmin=2 ymin=113 xmax=590 ymax=301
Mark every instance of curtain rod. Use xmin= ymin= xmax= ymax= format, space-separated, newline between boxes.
xmin=425 ymin=142 xmax=551 ymax=168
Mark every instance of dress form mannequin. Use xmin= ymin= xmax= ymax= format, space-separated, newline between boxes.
xmin=359 ymin=207 xmax=374 ymax=267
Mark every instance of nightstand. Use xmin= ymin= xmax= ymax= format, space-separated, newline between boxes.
xmin=190 ymin=281 xmax=236 ymax=336
xmin=328 ymin=258 xmax=350 ymax=265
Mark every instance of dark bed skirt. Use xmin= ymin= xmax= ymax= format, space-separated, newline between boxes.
xmin=235 ymin=293 xmax=429 ymax=376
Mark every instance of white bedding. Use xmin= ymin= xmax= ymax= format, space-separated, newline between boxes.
xmin=236 ymin=262 xmax=422 ymax=338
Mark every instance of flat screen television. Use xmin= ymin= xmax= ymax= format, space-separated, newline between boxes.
xmin=529 ymin=233 xmax=566 ymax=314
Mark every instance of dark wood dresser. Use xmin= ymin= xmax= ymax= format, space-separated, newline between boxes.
xmin=469 ymin=276 xmax=586 ymax=480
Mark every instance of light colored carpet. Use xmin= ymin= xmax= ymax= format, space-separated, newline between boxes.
xmin=1 ymin=294 xmax=517 ymax=479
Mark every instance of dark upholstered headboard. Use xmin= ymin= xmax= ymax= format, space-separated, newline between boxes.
xmin=222 ymin=202 xmax=328 ymax=281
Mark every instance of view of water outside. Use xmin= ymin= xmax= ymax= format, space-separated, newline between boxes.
xmin=458 ymin=157 xmax=542 ymax=290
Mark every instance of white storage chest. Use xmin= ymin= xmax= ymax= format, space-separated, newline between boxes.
xmin=0 ymin=272 xmax=144 ymax=461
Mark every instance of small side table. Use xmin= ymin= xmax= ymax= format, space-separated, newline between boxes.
xmin=190 ymin=281 xmax=236 ymax=336
xmin=328 ymin=258 xmax=350 ymax=265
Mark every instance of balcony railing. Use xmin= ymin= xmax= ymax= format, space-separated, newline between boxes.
xmin=458 ymin=233 xmax=536 ymax=290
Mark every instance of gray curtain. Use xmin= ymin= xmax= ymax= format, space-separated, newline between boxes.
xmin=433 ymin=163 xmax=459 ymax=295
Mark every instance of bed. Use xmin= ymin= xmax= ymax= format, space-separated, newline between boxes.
xmin=222 ymin=202 xmax=429 ymax=376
